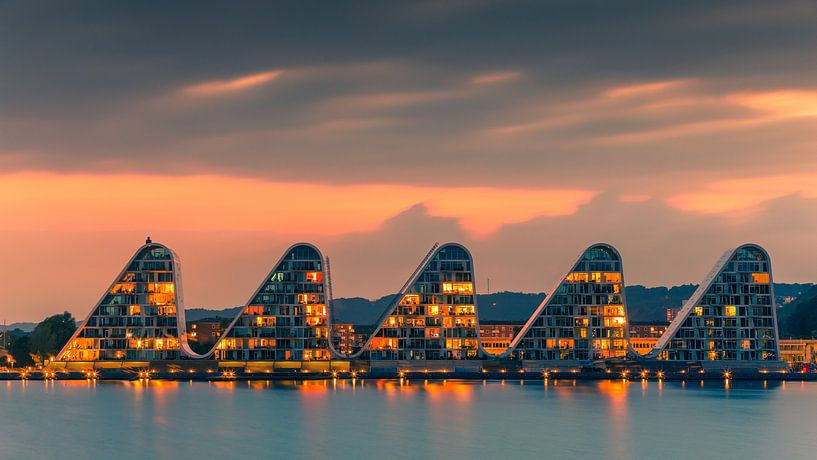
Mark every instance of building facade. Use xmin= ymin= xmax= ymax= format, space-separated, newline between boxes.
xmin=188 ymin=321 xmax=224 ymax=345
xmin=348 ymin=243 xmax=480 ymax=360
xmin=648 ymin=244 xmax=780 ymax=362
xmin=56 ymin=240 xmax=197 ymax=361
xmin=630 ymin=337 xmax=659 ymax=356
xmin=51 ymin=239 xmax=789 ymax=369
xmin=779 ymin=339 xmax=817 ymax=370
xmin=499 ymin=244 xmax=630 ymax=362
xmin=330 ymin=324 xmax=370 ymax=357
xmin=629 ymin=321 xmax=669 ymax=339
xmin=214 ymin=243 xmax=331 ymax=361
xmin=479 ymin=322 xmax=523 ymax=355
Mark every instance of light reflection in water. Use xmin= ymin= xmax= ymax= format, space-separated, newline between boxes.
xmin=0 ymin=379 xmax=812 ymax=460
xmin=597 ymin=380 xmax=631 ymax=458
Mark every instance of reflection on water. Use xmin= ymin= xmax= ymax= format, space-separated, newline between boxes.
xmin=1 ymin=379 xmax=815 ymax=460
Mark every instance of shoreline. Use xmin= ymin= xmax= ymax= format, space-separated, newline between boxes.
xmin=2 ymin=369 xmax=815 ymax=382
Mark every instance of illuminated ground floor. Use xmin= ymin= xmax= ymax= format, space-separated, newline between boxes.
xmin=9 ymin=357 xmax=794 ymax=381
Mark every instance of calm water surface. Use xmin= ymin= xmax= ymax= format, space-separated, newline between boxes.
xmin=2 ymin=378 xmax=816 ymax=459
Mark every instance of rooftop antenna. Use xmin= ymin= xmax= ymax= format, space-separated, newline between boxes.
xmin=146 ymin=235 xmax=152 ymax=244
xmin=487 ymin=277 xmax=490 ymax=294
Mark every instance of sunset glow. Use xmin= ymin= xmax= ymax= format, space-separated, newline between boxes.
xmin=0 ymin=172 xmax=596 ymax=237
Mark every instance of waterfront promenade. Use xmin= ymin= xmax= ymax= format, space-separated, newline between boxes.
xmin=0 ymin=360 xmax=811 ymax=382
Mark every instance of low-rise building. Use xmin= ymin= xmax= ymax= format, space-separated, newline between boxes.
xmin=779 ymin=339 xmax=817 ymax=370
xmin=331 ymin=324 xmax=369 ymax=356
xmin=479 ymin=322 xmax=523 ymax=355
xmin=630 ymin=337 xmax=659 ymax=356
xmin=629 ymin=321 xmax=669 ymax=339
xmin=189 ymin=321 xmax=224 ymax=344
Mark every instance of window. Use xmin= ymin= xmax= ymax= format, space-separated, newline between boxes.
xmin=441 ymin=282 xmax=473 ymax=294
xmin=566 ymin=272 xmax=589 ymax=283
xmin=752 ymin=273 xmax=770 ymax=284
xmin=725 ymin=305 xmax=737 ymax=317
xmin=402 ymin=294 xmax=420 ymax=305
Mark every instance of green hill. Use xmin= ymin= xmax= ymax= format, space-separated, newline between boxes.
xmin=779 ymin=285 xmax=817 ymax=338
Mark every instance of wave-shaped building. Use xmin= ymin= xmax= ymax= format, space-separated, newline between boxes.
xmin=212 ymin=243 xmax=332 ymax=362
xmin=336 ymin=243 xmax=481 ymax=362
xmin=646 ymin=244 xmax=781 ymax=365
xmin=51 ymin=238 xmax=785 ymax=374
xmin=495 ymin=243 xmax=630 ymax=367
xmin=56 ymin=238 xmax=199 ymax=361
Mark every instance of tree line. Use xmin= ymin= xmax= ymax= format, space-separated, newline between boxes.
xmin=3 ymin=312 xmax=76 ymax=368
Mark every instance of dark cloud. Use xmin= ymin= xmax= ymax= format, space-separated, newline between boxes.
xmin=2 ymin=0 xmax=817 ymax=186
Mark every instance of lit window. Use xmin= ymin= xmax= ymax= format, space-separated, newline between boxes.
xmin=566 ymin=272 xmax=589 ymax=283
xmin=306 ymin=272 xmax=323 ymax=283
xmin=695 ymin=306 xmax=704 ymax=316
xmin=751 ymin=273 xmax=770 ymax=284
xmin=428 ymin=305 xmax=440 ymax=316
xmin=297 ymin=294 xmax=318 ymax=304
xmin=725 ymin=305 xmax=737 ymax=317
xmin=441 ymin=282 xmax=473 ymax=294
xmin=148 ymin=293 xmax=172 ymax=305
xmin=129 ymin=305 xmax=141 ymax=316
xmin=305 ymin=304 xmax=326 ymax=316
xmin=402 ymin=294 xmax=420 ymax=305
xmin=604 ymin=305 xmax=624 ymax=316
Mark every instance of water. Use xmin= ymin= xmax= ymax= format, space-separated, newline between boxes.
xmin=1 ymin=378 xmax=816 ymax=459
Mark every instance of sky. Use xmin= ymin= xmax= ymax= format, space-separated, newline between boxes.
xmin=2 ymin=0 xmax=817 ymax=322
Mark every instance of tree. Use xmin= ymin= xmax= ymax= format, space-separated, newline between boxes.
xmin=8 ymin=334 xmax=34 ymax=368
xmin=28 ymin=312 xmax=76 ymax=364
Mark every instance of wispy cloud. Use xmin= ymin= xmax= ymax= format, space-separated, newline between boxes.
xmin=470 ymin=71 xmax=522 ymax=85
xmin=182 ymin=70 xmax=283 ymax=96
xmin=667 ymin=173 xmax=817 ymax=214
xmin=728 ymin=90 xmax=817 ymax=119
xmin=604 ymin=79 xmax=694 ymax=98
xmin=484 ymin=78 xmax=817 ymax=146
